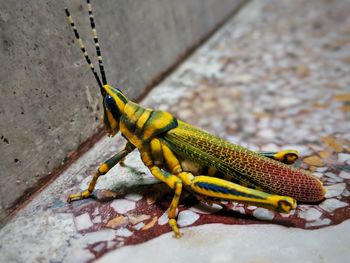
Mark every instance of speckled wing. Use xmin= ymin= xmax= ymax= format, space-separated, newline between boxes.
xmin=162 ymin=121 xmax=325 ymax=202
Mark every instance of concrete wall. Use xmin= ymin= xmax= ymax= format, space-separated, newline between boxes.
xmin=0 ymin=0 xmax=244 ymax=224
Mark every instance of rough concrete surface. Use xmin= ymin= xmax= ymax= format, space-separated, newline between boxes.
xmin=0 ymin=0 xmax=349 ymax=262
xmin=0 ymin=0 xmax=245 ymax=224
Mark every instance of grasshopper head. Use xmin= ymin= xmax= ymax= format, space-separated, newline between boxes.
xmin=101 ymin=85 xmax=128 ymax=136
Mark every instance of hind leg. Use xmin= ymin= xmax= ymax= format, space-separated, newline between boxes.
xmin=177 ymin=172 xmax=296 ymax=213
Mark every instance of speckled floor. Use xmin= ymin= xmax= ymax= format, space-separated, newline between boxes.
xmin=1 ymin=0 xmax=350 ymax=262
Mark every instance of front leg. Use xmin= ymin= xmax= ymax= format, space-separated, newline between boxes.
xmin=68 ymin=142 xmax=135 ymax=202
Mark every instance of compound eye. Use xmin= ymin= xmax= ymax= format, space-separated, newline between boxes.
xmin=104 ymin=95 xmax=115 ymax=110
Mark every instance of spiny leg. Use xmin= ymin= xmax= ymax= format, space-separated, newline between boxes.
xmin=68 ymin=143 xmax=135 ymax=202
xmin=177 ymin=172 xmax=296 ymax=213
xmin=257 ymin=150 xmax=299 ymax=164
xmin=149 ymin=166 xmax=183 ymax=238
xmin=141 ymin=142 xmax=183 ymax=238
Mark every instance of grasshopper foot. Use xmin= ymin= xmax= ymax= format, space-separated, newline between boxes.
xmin=169 ymin=219 xmax=183 ymax=238
xmin=67 ymin=190 xmax=92 ymax=203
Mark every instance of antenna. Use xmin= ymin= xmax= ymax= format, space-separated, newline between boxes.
xmin=87 ymin=0 xmax=108 ymax=85
xmin=65 ymin=8 xmax=104 ymax=94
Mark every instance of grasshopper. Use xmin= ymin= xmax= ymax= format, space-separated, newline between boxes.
xmin=65 ymin=0 xmax=325 ymax=238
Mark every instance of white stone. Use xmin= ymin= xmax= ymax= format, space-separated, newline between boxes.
xmin=74 ymin=213 xmax=93 ymax=231
xmin=319 ymin=198 xmax=348 ymax=213
xmin=116 ymin=228 xmax=133 ymax=237
xmin=324 ymin=172 xmax=343 ymax=183
xmin=253 ymin=208 xmax=274 ymax=221
xmin=342 ymin=189 xmax=350 ymax=197
xmin=338 ymin=153 xmax=350 ymax=163
xmin=305 ymin=218 xmax=331 ymax=228
xmin=133 ymin=222 xmax=145 ymax=230
xmin=190 ymin=203 xmax=222 ymax=214
xmin=325 ymin=183 xmax=346 ymax=198
xmin=93 ymin=243 xmax=106 ymax=253
xmin=158 ymin=210 xmax=169 ymax=226
xmin=316 ymin=167 xmax=328 ymax=172
xmin=177 ymin=210 xmax=200 ymax=227
xmin=92 ymin=216 xmax=102 ymax=224
xmin=298 ymin=208 xmax=322 ymax=221
xmin=80 ymin=229 xmax=116 ymax=245
xmin=92 ymin=207 xmax=99 ymax=216
xmin=231 ymin=205 xmax=246 ymax=214
xmin=110 ymin=199 xmax=136 ymax=214
xmin=124 ymin=193 xmax=143 ymax=202
xmin=339 ymin=171 xmax=350 ymax=179
xmin=278 ymin=97 xmax=300 ymax=107
xmin=312 ymin=172 xmax=323 ymax=178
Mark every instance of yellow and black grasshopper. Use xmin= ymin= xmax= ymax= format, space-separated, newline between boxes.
xmin=65 ymin=0 xmax=325 ymax=237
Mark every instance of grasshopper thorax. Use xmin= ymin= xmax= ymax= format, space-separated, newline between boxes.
xmin=102 ymin=85 xmax=128 ymax=136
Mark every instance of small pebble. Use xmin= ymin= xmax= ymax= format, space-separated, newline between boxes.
xmin=319 ymin=198 xmax=348 ymax=213
xmin=116 ymin=227 xmax=133 ymax=237
xmin=324 ymin=172 xmax=344 ymax=183
xmin=338 ymin=153 xmax=350 ymax=163
xmin=92 ymin=207 xmax=99 ymax=216
xmin=177 ymin=210 xmax=200 ymax=227
xmin=92 ymin=243 xmax=106 ymax=253
xmin=305 ymin=218 xmax=331 ymax=228
xmin=124 ymin=193 xmax=143 ymax=202
xmin=339 ymin=171 xmax=350 ymax=179
xmin=342 ymin=189 xmax=350 ymax=197
xmin=231 ymin=205 xmax=246 ymax=214
xmin=74 ymin=213 xmax=93 ymax=231
xmin=253 ymin=208 xmax=275 ymax=221
xmin=110 ymin=199 xmax=136 ymax=214
xmin=316 ymin=167 xmax=328 ymax=172
xmin=325 ymin=183 xmax=346 ymax=198
xmin=158 ymin=210 xmax=169 ymax=226
xmin=92 ymin=216 xmax=102 ymax=224
xmin=312 ymin=172 xmax=323 ymax=178
xmin=298 ymin=208 xmax=322 ymax=221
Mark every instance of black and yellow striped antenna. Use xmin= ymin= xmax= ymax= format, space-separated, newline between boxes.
xmin=64 ymin=8 xmax=104 ymax=94
xmin=87 ymin=0 xmax=108 ymax=86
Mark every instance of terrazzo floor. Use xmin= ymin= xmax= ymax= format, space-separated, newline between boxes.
xmin=1 ymin=0 xmax=350 ymax=262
